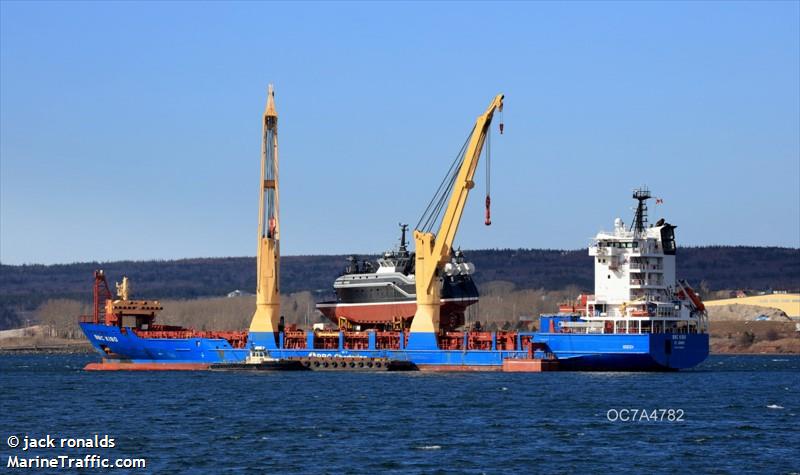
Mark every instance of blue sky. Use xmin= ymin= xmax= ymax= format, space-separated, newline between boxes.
xmin=1 ymin=1 xmax=798 ymax=265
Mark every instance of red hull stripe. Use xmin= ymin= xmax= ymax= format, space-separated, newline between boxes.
xmin=416 ymin=364 xmax=503 ymax=372
xmin=84 ymin=362 xmax=210 ymax=371
xmin=315 ymin=297 xmax=477 ymax=308
xmin=501 ymin=359 xmax=560 ymax=372
xmin=317 ymin=300 xmax=477 ymax=324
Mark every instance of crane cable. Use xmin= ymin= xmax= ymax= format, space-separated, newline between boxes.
xmin=264 ymin=128 xmax=276 ymax=238
xmin=486 ymin=106 xmax=503 ymax=225
xmin=421 ymin=156 xmax=461 ymax=234
xmin=485 ymin=128 xmax=491 ymax=226
xmin=416 ymin=129 xmax=473 ymax=233
xmin=416 ymin=113 xmax=500 ymax=233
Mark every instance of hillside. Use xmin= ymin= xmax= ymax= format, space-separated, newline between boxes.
xmin=1 ymin=246 xmax=798 ymax=329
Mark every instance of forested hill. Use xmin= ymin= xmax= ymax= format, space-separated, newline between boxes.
xmin=1 ymin=246 xmax=798 ymax=329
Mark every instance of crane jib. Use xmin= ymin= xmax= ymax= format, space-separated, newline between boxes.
xmin=408 ymin=93 xmax=504 ymax=347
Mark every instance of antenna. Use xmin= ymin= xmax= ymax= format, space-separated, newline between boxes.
xmin=630 ymin=186 xmax=651 ymax=235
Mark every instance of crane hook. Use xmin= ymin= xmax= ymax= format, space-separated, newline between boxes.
xmin=499 ymin=106 xmax=504 ymax=134
xmin=484 ymin=195 xmax=492 ymax=226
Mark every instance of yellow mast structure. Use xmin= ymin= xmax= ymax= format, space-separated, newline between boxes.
xmin=408 ymin=94 xmax=503 ymax=349
xmin=248 ymin=85 xmax=281 ymax=347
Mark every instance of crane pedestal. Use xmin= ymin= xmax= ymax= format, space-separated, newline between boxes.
xmin=406 ymin=302 xmax=441 ymax=350
xmin=248 ymin=304 xmax=280 ymax=349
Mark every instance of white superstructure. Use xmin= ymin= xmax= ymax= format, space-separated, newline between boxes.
xmin=568 ymin=188 xmax=708 ymax=335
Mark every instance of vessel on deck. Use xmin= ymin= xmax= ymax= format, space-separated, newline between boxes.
xmin=315 ymin=224 xmax=479 ymax=331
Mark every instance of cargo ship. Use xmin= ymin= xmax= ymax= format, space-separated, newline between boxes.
xmin=315 ymin=224 xmax=479 ymax=331
xmin=246 ymin=187 xmax=708 ymax=371
xmin=79 ymin=91 xmax=708 ymax=371
xmin=79 ymin=188 xmax=709 ymax=371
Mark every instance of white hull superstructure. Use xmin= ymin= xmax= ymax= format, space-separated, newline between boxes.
xmin=563 ymin=188 xmax=708 ymax=335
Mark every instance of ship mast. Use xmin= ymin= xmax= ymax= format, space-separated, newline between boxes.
xmin=248 ymin=85 xmax=281 ymax=348
xmin=631 ymin=186 xmax=651 ymax=236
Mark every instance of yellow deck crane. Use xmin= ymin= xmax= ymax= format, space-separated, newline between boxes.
xmin=248 ymin=85 xmax=282 ymax=348
xmin=407 ymin=93 xmax=504 ymax=349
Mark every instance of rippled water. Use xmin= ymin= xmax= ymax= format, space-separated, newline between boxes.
xmin=1 ymin=355 xmax=799 ymax=474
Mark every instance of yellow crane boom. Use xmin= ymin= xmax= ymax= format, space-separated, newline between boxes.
xmin=408 ymin=93 xmax=503 ymax=348
xmin=248 ymin=85 xmax=281 ymax=347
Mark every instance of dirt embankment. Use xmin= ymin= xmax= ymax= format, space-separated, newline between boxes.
xmin=707 ymin=304 xmax=790 ymax=322
xmin=705 ymin=304 xmax=799 ymax=353
xmin=709 ymin=321 xmax=800 ymax=354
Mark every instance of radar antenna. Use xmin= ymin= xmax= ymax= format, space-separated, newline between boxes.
xmin=398 ymin=223 xmax=409 ymax=253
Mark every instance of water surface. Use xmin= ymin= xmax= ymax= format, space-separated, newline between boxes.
xmin=1 ymin=354 xmax=798 ymax=473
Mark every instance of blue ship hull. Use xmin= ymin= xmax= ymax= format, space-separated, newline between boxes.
xmin=80 ymin=323 xmax=248 ymax=364
xmin=533 ymin=332 xmax=709 ymax=371
xmin=80 ymin=322 xmax=709 ymax=371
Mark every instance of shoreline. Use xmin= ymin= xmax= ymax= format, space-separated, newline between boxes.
xmin=0 ymin=342 xmax=93 ymax=354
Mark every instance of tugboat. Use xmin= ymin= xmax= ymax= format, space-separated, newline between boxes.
xmin=209 ymin=346 xmax=307 ymax=371
xmin=315 ymin=224 xmax=479 ymax=331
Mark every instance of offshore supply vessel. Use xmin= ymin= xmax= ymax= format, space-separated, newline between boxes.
xmin=315 ymin=224 xmax=479 ymax=331
xmin=79 ymin=91 xmax=709 ymax=371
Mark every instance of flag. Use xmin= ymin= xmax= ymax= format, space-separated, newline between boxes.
xmin=655 ymin=198 xmax=664 ymax=205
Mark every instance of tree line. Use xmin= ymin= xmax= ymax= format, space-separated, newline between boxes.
xmin=1 ymin=246 xmax=797 ymax=330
